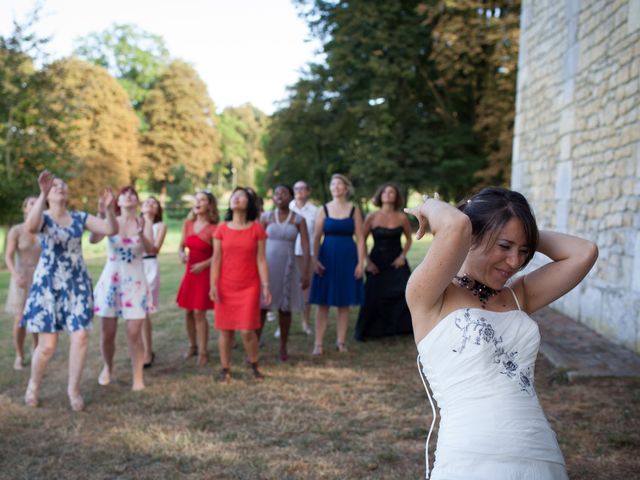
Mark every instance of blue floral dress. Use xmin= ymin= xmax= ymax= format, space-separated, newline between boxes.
xmin=22 ymin=211 xmax=94 ymax=333
xmin=93 ymin=235 xmax=153 ymax=319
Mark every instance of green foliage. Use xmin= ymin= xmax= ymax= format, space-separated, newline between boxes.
xmin=141 ymin=60 xmax=221 ymax=186
xmin=165 ymin=164 xmax=193 ymax=219
xmin=266 ymin=0 xmax=519 ymax=201
xmin=217 ymin=104 xmax=269 ymax=193
xmin=0 ymin=6 xmax=74 ymax=223
xmin=73 ymin=23 xmax=170 ymax=111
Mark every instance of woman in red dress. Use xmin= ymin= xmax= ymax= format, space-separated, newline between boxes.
xmin=176 ymin=191 xmax=218 ymax=366
xmin=210 ymin=187 xmax=271 ymax=382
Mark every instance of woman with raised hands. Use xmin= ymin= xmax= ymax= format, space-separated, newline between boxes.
xmin=92 ymin=186 xmax=155 ymax=391
xmin=405 ymin=187 xmax=598 ymax=479
xmin=21 ymin=170 xmax=118 ymax=411
xmin=140 ymin=196 xmax=167 ymax=368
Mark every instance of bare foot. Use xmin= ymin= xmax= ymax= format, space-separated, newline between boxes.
xmin=13 ymin=356 xmax=24 ymax=370
xmin=197 ymin=352 xmax=209 ymax=367
xmin=98 ymin=365 xmax=111 ymax=386
xmin=24 ymin=383 xmax=38 ymax=408
xmin=68 ymin=392 xmax=85 ymax=412
xmin=131 ymin=383 xmax=145 ymax=392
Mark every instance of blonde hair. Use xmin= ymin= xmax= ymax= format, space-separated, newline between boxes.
xmin=330 ymin=173 xmax=353 ymax=198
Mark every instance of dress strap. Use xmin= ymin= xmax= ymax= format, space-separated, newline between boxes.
xmin=349 ymin=206 xmax=355 ymax=217
xmin=417 ymin=354 xmax=437 ymax=479
xmin=506 ymin=286 xmax=521 ymax=311
xmin=323 ymin=204 xmax=329 ymax=218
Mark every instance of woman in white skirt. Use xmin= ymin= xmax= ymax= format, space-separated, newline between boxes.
xmin=405 ymin=187 xmax=598 ymax=479
xmin=141 ymin=196 xmax=167 ymax=368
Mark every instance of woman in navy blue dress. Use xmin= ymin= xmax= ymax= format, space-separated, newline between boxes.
xmin=309 ymin=174 xmax=365 ymax=354
xmin=22 ymin=170 xmax=118 ymax=411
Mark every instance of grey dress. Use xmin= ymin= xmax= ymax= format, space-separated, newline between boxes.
xmin=262 ymin=210 xmax=304 ymax=312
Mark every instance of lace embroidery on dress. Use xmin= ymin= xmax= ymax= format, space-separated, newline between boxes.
xmin=452 ymin=309 xmax=534 ymax=395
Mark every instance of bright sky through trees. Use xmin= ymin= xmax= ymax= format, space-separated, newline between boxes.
xmin=0 ymin=0 xmax=320 ymax=114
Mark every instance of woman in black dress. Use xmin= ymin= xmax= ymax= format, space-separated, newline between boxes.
xmin=355 ymin=183 xmax=413 ymax=340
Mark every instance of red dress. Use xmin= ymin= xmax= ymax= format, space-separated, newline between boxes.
xmin=176 ymin=220 xmax=216 ymax=311
xmin=213 ymin=222 xmax=267 ymax=330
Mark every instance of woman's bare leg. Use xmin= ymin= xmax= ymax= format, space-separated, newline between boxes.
xmin=68 ymin=329 xmax=89 ymax=411
xmin=126 ymin=319 xmax=145 ymax=391
xmin=99 ymin=317 xmax=117 ymax=385
xmin=25 ymin=332 xmax=58 ymax=407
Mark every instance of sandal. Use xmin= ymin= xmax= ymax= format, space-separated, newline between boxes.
xmin=249 ymin=362 xmax=265 ymax=381
xmin=182 ymin=345 xmax=198 ymax=359
xmin=217 ymin=368 xmax=232 ymax=384
xmin=312 ymin=344 xmax=324 ymax=356
xmin=336 ymin=342 xmax=348 ymax=353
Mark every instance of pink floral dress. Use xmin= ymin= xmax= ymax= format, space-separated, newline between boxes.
xmin=93 ymin=235 xmax=154 ymax=319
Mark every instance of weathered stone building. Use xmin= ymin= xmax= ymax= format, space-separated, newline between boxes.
xmin=512 ymin=0 xmax=640 ymax=352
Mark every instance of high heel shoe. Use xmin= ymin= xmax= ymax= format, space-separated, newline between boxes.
xmin=143 ymin=352 xmax=155 ymax=369
xmin=312 ymin=344 xmax=324 ymax=356
xmin=336 ymin=342 xmax=348 ymax=353
xmin=24 ymin=384 xmax=38 ymax=408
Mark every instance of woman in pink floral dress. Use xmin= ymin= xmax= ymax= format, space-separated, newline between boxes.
xmin=92 ymin=186 xmax=154 ymax=391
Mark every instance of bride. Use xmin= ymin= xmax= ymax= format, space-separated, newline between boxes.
xmin=405 ymin=187 xmax=598 ymax=479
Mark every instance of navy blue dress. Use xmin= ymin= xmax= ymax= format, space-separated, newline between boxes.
xmin=309 ymin=206 xmax=364 ymax=307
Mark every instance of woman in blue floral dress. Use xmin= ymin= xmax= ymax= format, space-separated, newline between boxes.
xmin=92 ymin=186 xmax=155 ymax=391
xmin=22 ymin=170 xmax=118 ymax=411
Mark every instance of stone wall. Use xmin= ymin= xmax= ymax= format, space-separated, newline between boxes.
xmin=512 ymin=0 xmax=640 ymax=352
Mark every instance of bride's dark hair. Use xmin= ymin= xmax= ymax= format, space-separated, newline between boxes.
xmin=457 ymin=187 xmax=539 ymax=268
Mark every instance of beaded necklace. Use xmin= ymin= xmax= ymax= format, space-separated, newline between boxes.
xmin=454 ymin=274 xmax=501 ymax=308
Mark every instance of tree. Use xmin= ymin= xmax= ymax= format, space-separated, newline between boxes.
xmin=73 ymin=23 xmax=170 ymax=114
xmin=218 ymin=103 xmax=269 ymax=191
xmin=39 ymin=58 xmax=142 ymax=209
xmin=266 ymin=0 xmax=519 ymax=201
xmin=141 ymin=60 xmax=221 ymax=188
xmin=0 ymin=5 xmax=68 ymax=224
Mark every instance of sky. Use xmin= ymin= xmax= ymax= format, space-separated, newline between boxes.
xmin=0 ymin=0 xmax=321 ymax=114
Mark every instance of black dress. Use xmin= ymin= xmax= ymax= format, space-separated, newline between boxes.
xmin=354 ymin=226 xmax=413 ymax=341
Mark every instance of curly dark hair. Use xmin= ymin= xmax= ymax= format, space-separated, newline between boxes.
xmin=372 ymin=183 xmax=404 ymax=211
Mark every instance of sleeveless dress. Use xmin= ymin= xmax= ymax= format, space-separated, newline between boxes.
xmin=143 ymin=222 xmax=163 ymax=312
xmin=354 ymin=226 xmax=412 ymax=340
xmin=22 ymin=211 xmax=94 ymax=333
xmin=262 ymin=211 xmax=304 ymax=312
xmin=416 ymin=291 xmax=568 ymax=480
xmin=213 ymin=222 xmax=267 ymax=330
xmin=309 ymin=206 xmax=364 ymax=307
xmin=93 ymin=234 xmax=154 ymax=319
xmin=176 ymin=221 xmax=216 ymax=311
xmin=5 ymin=224 xmax=40 ymax=315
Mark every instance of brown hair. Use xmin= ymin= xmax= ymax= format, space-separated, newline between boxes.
xmin=22 ymin=196 xmax=37 ymax=219
xmin=187 ymin=191 xmax=219 ymax=224
xmin=145 ymin=196 xmax=163 ymax=224
xmin=457 ymin=187 xmax=539 ymax=268
xmin=115 ymin=185 xmax=139 ymax=216
xmin=372 ymin=183 xmax=404 ymax=211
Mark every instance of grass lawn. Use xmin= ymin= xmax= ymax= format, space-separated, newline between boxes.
xmin=0 ymin=234 xmax=638 ymax=479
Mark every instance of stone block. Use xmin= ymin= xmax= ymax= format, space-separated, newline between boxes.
xmin=628 ymin=0 xmax=640 ymax=33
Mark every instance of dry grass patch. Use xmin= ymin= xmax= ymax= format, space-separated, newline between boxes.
xmin=0 ymin=248 xmax=638 ymax=479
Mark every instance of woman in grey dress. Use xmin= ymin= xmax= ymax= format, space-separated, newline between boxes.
xmin=259 ymin=184 xmax=310 ymax=361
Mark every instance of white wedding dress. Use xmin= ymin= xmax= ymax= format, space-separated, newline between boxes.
xmin=416 ymin=289 xmax=569 ymax=479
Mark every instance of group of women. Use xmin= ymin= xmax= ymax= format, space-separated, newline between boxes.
xmin=5 ymin=168 xmax=599 ymax=479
